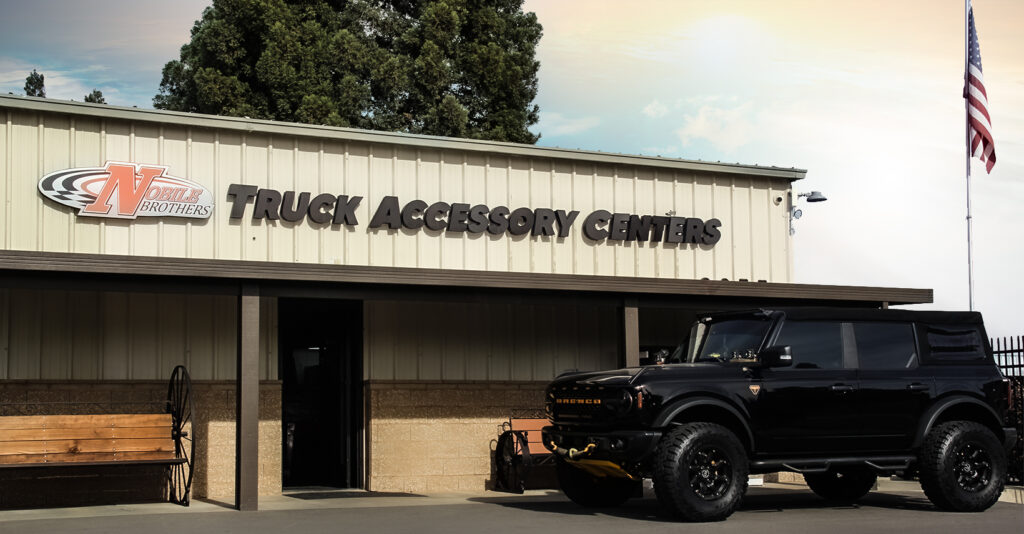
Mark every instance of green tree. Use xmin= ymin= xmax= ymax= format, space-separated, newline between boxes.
xmin=24 ymin=69 xmax=45 ymax=98
xmin=84 ymin=89 xmax=106 ymax=104
xmin=154 ymin=0 xmax=541 ymax=143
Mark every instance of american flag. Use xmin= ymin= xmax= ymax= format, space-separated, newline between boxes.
xmin=966 ymin=3 xmax=995 ymax=173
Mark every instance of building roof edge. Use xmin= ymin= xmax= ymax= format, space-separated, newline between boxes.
xmin=0 ymin=250 xmax=930 ymax=306
xmin=0 ymin=95 xmax=807 ymax=181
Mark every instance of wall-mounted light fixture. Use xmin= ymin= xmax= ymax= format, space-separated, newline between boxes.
xmin=790 ymin=191 xmax=827 ymax=235
xmin=799 ymin=191 xmax=828 ymax=203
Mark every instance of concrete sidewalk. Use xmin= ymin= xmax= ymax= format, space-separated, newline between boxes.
xmin=783 ymin=477 xmax=1024 ymax=505
xmin=0 ymin=479 xmax=1019 ymax=527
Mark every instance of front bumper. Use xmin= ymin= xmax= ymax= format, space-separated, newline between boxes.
xmin=541 ymin=426 xmax=662 ymax=463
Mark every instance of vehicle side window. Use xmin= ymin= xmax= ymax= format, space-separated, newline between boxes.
xmin=926 ymin=325 xmax=985 ymax=362
xmin=774 ymin=320 xmax=843 ymax=369
xmin=853 ymin=322 xmax=917 ymax=369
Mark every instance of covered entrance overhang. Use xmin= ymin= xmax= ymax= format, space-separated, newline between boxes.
xmin=0 ymin=250 xmax=932 ymax=510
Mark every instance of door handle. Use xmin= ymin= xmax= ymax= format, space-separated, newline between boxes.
xmin=830 ymin=384 xmax=855 ymax=393
xmin=907 ymin=383 xmax=930 ymax=392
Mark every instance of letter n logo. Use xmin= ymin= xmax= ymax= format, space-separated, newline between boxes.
xmin=82 ymin=162 xmax=162 ymax=217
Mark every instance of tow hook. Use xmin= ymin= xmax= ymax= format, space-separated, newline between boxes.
xmin=549 ymin=441 xmax=596 ymax=460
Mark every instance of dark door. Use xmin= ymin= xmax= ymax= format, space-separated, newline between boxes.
xmin=852 ymin=322 xmax=933 ymax=452
xmin=280 ymin=298 xmax=362 ymax=488
xmin=751 ymin=320 xmax=860 ymax=455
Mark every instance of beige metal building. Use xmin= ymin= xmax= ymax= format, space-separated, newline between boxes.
xmin=0 ymin=95 xmax=930 ymax=509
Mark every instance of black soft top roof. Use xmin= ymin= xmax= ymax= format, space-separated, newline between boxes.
xmin=708 ymin=307 xmax=983 ymax=325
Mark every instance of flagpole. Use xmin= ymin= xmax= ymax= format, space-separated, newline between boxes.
xmin=965 ymin=0 xmax=975 ymax=311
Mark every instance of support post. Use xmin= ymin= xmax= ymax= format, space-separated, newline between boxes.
xmin=236 ymin=283 xmax=260 ymax=511
xmin=621 ymin=300 xmax=640 ymax=368
xmin=964 ymin=0 xmax=975 ymax=311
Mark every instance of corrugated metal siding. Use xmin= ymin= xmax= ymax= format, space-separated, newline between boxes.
xmin=0 ymin=288 xmax=277 ymax=380
xmin=364 ymin=300 xmax=619 ymax=381
xmin=638 ymin=308 xmax=700 ymax=348
xmin=3 ymin=109 xmax=792 ymax=283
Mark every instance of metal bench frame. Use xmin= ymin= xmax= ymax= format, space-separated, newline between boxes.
xmin=495 ymin=410 xmax=554 ymax=493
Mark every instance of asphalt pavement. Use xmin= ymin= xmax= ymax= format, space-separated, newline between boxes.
xmin=0 ymin=481 xmax=1021 ymax=534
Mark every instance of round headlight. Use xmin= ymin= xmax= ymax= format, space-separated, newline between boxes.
xmin=604 ymin=389 xmax=633 ymax=414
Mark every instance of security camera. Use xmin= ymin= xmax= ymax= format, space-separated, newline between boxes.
xmin=773 ymin=195 xmax=784 ymax=205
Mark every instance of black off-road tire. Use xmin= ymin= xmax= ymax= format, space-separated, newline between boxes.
xmin=556 ymin=458 xmax=638 ymax=508
xmin=804 ymin=467 xmax=877 ymax=502
xmin=919 ymin=421 xmax=1006 ymax=512
xmin=653 ymin=422 xmax=749 ymax=522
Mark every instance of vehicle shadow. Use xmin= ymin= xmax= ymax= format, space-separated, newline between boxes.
xmin=739 ymin=488 xmax=939 ymax=514
xmin=469 ymin=488 xmax=940 ymax=523
xmin=469 ymin=494 xmax=674 ymax=523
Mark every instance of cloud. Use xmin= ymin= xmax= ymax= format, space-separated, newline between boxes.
xmin=640 ymin=145 xmax=678 ymax=156
xmin=683 ymin=95 xmax=735 ymax=106
xmin=675 ymin=102 xmax=756 ymax=153
xmin=535 ymin=112 xmax=601 ymax=137
xmin=0 ymin=1 xmax=210 ymax=107
xmin=525 ymin=0 xmax=1024 ymax=338
xmin=0 ymin=56 xmax=149 ymax=106
xmin=0 ymin=58 xmax=97 ymax=101
xmin=642 ymin=100 xmax=669 ymax=118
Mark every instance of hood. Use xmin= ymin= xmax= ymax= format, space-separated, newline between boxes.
xmin=553 ymin=362 xmax=745 ymax=387
xmin=633 ymin=362 xmax=751 ymax=385
xmin=552 ymin=367 xmax=644 ymax=387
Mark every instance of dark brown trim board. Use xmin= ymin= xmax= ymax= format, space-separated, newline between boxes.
xmin=0 ymin=250 xmax=932 ymax=305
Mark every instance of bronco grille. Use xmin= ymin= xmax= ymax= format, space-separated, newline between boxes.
xmin=546 ymin=385 xmax=632 ymax=422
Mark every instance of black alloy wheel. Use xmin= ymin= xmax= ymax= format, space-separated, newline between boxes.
xmin=952 ymin=442 xmax=993 ymax=493
xmin=687 ymin=446 xmax=732 ymax=500
xmin=653 ymin=422 xmax=749 ymax=522
xmin=919 ymin=421 xmax=1006 ymax=512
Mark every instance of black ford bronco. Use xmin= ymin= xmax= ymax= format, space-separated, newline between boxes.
xmin=542 ymin=308 xmax=1017 ymax=521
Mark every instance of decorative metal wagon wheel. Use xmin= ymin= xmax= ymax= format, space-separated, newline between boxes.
xmin=494 ymin=429 xmax=529 ymax=493
xmin=166 ymin=365 xmax=195 ymax=505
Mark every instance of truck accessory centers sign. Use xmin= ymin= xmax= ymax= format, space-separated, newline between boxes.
xmin=38 ymin=163 xmax=721 ymax=246
xmin=226 ymin=184 xmax=722 ymax=246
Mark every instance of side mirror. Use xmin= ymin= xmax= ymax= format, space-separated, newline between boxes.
xmin=760 ymin=345 xmax=793 ymax=368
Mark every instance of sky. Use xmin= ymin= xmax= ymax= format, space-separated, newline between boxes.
xmin=0 ymin=0 xmax=1021 ymax=338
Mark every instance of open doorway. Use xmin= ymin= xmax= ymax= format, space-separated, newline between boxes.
xmin=279 ymin=298 xmax=363 ymax=488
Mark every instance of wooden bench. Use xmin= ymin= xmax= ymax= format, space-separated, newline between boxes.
xmin=494 ymin=416 xmax=555 ymax=493
xmin=0 ymin=365 xmax=195 ymax=506
xmin=0 ymin=413 xmax=179 ymax=463
xmin=509 ymin=418 xmax=552 ymax=459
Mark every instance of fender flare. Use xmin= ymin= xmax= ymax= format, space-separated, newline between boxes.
xmin=652 ymin=396 xmax=755 ymax=451
xmin=912 ymin=395 xmax=1003 ymax=448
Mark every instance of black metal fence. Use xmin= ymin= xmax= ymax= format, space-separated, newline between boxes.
xmin=994 ymin=336 xmax=1024 ymax=376
xmin=992 ymin=336 xmax=1023 ymax=485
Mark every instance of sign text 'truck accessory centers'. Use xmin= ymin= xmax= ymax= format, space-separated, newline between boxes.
xmin=38 ymin=162 xmax=214 ymax=219
xmin=226 ymin=184 xmax=722 ymax=246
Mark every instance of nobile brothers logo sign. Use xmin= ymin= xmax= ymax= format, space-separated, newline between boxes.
xmin=38 ymin=162 xmax=213 ymax=219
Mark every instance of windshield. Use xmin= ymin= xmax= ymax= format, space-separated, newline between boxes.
xmin=685 ymin=319 xmax=771 ymax=363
